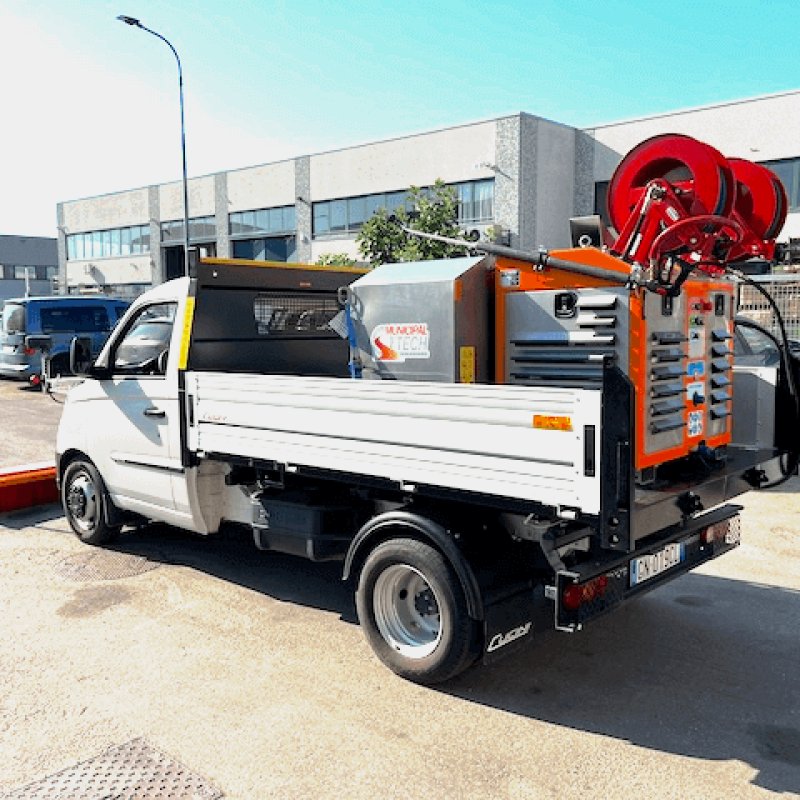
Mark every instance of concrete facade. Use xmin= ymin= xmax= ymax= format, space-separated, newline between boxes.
xmin=57 ymin=91 xmax=800 ymax=294
xmin=0 ymin=235 xmax=59 ymax=305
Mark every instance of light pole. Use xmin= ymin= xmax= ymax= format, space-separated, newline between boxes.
xmin=117 ymin=14 xmax=190 ymax=278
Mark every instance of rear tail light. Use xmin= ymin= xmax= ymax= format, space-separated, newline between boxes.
xmin=562 ymin=584 xmax=583 ymax=611
xmin=562 ymin=573 xmax=611 ymax=612
xmin=701 ymin=517 xmax=741 ymax=546
xmin=23 ymin=347 xmax=36 ymax=356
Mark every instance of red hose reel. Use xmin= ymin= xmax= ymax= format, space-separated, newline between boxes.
xmin=607 ymin=133 xmax=787 ymax=280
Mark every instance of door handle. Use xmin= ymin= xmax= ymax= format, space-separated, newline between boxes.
xmin=143 ymin=407 xmax=166 ymax=418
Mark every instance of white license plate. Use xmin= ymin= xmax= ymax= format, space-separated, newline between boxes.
xmin=630 ymin=542 xmax=685 ymax=587
xmin=1 ymin=345 xmax=14 ymax=353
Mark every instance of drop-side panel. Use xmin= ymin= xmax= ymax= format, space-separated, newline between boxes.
xmin=186 ymin=374 xmax=602 ymax=513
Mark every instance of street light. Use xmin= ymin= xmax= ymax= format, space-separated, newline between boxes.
xmin=117 ymin=14 xmax=190 ymax=278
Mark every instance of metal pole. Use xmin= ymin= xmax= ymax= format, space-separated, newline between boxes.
xmin=117 ymin=16 xmax=190 ymax=276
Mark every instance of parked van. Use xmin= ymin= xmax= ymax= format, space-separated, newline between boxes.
xmin=0 ymin=295 xmax=129 ymax=380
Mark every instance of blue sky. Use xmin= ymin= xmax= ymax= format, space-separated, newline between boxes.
xmin=2 ymin=0 xmax=798 ymax=235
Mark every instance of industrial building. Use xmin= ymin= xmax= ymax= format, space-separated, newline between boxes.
xmin=57 ymin=90 xmax=800 ymax=296
xmin=0 ymin=235 xmax=59 ymax=305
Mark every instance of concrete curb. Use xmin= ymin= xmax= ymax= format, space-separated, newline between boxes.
xmin=0 ymin=463 xmax=58 ymax=513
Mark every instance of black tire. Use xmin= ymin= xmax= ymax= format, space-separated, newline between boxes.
xmin=61 ymin=459 xmax=121 ymax=545
xmin=49 ymin=354 xmax=71 ymax=379
xmin=355 ymin=538 xmax=480 ymax=684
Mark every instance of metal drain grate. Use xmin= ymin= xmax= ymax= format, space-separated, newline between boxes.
xmin=2 ymin=738 xmax=222 ymax=799
xmin=54 ymin=550 xmax=160 ymax=582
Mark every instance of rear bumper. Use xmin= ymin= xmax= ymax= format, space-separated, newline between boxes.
xmin=554 ymin=504 xmax=742 ymax=631
xmin=0 ymin=353 xmax=35 ymax=379
xmin=0 ymin=363 xmax=33 ymax=378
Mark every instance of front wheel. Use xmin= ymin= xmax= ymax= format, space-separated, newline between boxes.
xmin=355 ymin=538 xmax=479 ymax=684
xmin=61 ymin=459 xmax=120 ymax=545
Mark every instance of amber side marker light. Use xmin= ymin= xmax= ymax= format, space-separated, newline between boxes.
xmin=533 ymin=414 xmax=573 ymax=431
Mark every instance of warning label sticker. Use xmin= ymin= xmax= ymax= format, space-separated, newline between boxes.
xmin=371 ymin=323 xmax=430 ymax=362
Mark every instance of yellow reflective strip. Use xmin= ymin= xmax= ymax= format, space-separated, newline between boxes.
xmin=459 ymin=346 xmax=475 ymax=383
xmin=177 ymin=296 xmax=195 ymax=370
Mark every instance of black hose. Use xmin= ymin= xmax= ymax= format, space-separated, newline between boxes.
xmin=730 ymin=268 xmax=800 ymax=487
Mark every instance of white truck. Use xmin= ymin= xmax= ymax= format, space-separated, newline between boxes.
xmin=55 ymin=250 xmax=798 ymax=684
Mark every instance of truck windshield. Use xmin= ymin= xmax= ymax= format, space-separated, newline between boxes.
xmin=2 ymin=303 xmax=25 ymax=334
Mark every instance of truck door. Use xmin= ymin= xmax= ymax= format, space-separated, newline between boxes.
xmin=87 ymin=300 xmax=183 ymax=519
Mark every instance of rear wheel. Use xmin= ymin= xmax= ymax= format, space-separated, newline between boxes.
xmin=355 ymin=538 xmax=479 ymax=684
xmin=62 ymin=459 xmax=120 ymax=545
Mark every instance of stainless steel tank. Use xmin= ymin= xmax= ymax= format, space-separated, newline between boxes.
xmin=348 ymin=256 xmax=490 ymax=382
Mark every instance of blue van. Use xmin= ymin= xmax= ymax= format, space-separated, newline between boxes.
xmin=0 ymin=296 xmax=129 ymax=380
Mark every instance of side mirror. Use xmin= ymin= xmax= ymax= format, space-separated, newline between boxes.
xmin=24 ymin=335 xmax=52 ymax=352
xmin=69 ymin=336 xmax=93 ymax=376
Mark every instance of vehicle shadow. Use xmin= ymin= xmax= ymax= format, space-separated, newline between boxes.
xmin=443 ymin=573 xmax=800 ymax=795
xmin=83 ymin=522 xmax=800 ymax=793
xmin=0 ymin=503 xmax=64 ymax=529
xmin=107 ymin=522 xmax=357 ymax=622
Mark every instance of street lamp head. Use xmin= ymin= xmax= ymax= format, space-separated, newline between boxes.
xmin=114 ymin=11 xmax=190 ymax=277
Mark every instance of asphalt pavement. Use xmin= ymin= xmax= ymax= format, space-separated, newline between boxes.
xmin=0 ymin=378 xmax=62 ymax=467
xmin=0 ymin=380 xmax=798 ymax=799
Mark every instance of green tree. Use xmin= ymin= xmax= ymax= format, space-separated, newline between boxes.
xmin=356 ymin=180 xmax=464 ymax=266
xmin=316 ymin=252 xmax=357 ymax=267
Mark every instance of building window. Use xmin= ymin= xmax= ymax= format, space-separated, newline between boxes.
xmin=760 ymin=158 xmax=800 ymax=212
xmin=1 ymin=264 xmax=58 ymax=281
xmin=312 ymin=179 xmax=494 ymax=236
xmin=161 ymin=216 xmax=216 ymax=244
xmin=456 ymin=179 xmax=494 ymax=223
xmin=232 ymin=236 xmax=296 ymax=262
xmin=594 ymin=181 xmax=610 ymax=226
xmin=66 ymin=224 xmax=150 ymax=259
xmin=229 ymin=205 xmax=296 ymax=237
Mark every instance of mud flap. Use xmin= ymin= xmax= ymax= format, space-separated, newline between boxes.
xmin=482 ymin=586 xmax=535 ymax=664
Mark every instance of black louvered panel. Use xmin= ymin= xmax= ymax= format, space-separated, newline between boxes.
xmin=651 ymin=346 xmax=685 ymax=363
xmin=508 ymin=296 xmax=621 ymax=388
xmin=651 ymin=363 xmax=684 ymax=380
xmin=652 ymin=331 xmax=688 ymax=345
xmin=651 ymin=417 xmax=685 ymax=434
xmin=511 ymin=365 xmax=604 ymax=382
xmin=711 ymin=404 xmax=731 ymax=419
xmin=512 ymin=350 xmax=611 ymax=364
xmin=651 ymin=381 xmax=684 ymax=398
xmin=651 ymin=398 xmax=684 ymax=416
